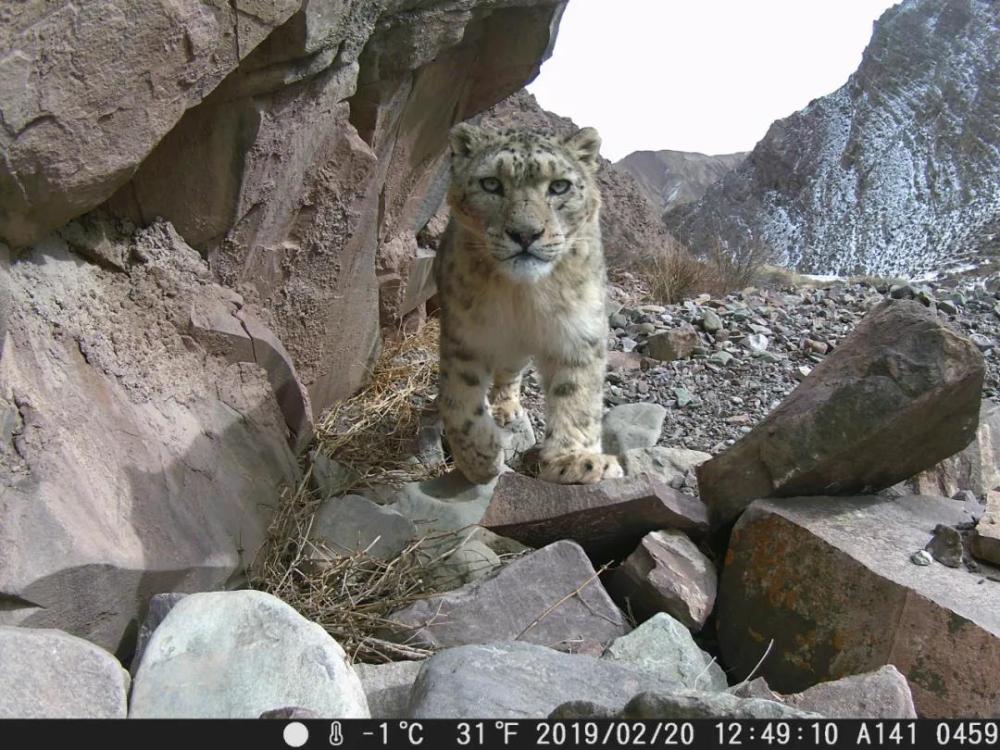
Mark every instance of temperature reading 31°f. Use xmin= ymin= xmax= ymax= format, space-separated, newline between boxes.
xmin=457 ymin=721 xmax=520 ymax=746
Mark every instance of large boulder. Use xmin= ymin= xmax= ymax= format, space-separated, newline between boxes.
xmin=0 ymin=626 xmax=129 ymax=718
xmin=0 ymin=0 xmax=300 ymax=247
xmin=0 ymin=222 xmax=298 ymax=655
xmin=387 ymin=540 xmax=628 ymax=651
xmin=129 ymin=590 xmax=369 ymax=718
xmin=406 ymin=641 xmax=685 ymax=719
xmin=718 ymin=495 xmax=1000 ymax=717
xmin=698 ymin=300 xmax=984 ymax=527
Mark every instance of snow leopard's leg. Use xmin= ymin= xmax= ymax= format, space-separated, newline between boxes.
xmin=490 ymin=362 xmax=527 ymax=427
xmin=438 ymin=340 xmax=504 ymax=485
xmin=536 ymin=352 xmax=623 ymax=484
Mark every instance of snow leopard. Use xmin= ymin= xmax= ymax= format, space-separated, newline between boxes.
xmin=433 ymin=122 xmax=623 ymax=485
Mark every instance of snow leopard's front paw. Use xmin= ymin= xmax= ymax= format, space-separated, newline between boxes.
xmin=538 ymin=451 xmax=624 ymax=485
xmin=448 ymin=419 xmax=505 ymax=484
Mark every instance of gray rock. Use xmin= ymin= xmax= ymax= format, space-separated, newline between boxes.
xmin=311 ymin=452 xmax=360 ymax=498
xmin=0 ymin=626 xmax=129 ymax=718
xmin=910 ymin=550 xmax=933 ymax=566
xmin=500 ymin=409 xmax=536 ymax=464
xmin=618 ymin=691 xmax=817 ymax=720
xmin=698 ymin=300 xmax=985 ymax=527
xmin=548 ymin=700 xmax=616 ymax=719
xmin=938 ymin=300 xmax=959 ymax=316
xmin=673 ymin=387 xmax=694 ymax=407
xmin=354 ymin=660 xmax=424 ymax=719
xmin=718 ymin=495 xmax=1000 ymax=717
xmin=708 ymin=350 xmax=734 ymax=366
xmin=407 ymin=642 xmax=684 ymax=718
xmin=620 ymin=447 xmax=712 ymax=485
xmin=781 ymin=665 xmax=917 ymax=719
xmin=926 ymin=524 xmax=964 ymax=568
xmin=259 ymin=707 xmax=321 ymax=719
xmin=602 ymin=402 xmax=667 ymax=454
xmin=700 ymin=309 xmax=723 ymax=333
xmin=729 ymin=677 xmax=782 ymax=702
xmin=970 ymin=333 xmax=994 ymax=351
xmin=418 ymin=537 xmax=502 ymax=592
xmin=371 ymin=469 xmax=508 ymax=536
xmin=309 ymin=494 xmax=416 ymax=560
xmin=129 ymin=591 xmax=369 ymax=718
xmin=603 ymin=613 xmax=726 ymax=691
xmin=387 ymin=541 xmax=628 ymax=651
xmin=745 ymin=333 xmax=769 ymax=352
xmin=607 ymin=531 xmax=717 ymax=630
xmin=133 ymin=593 xmax=187 ymax=674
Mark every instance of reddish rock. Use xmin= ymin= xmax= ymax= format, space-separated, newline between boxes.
xmin=782 ymin=665 xmax=917 ymax=719
xmin=908 ymin=401 xmax=1000 ymax=497
xmin=698 ymin=300 xmax=984 ymax=527
xmin=718 ymin=494 xmax=1000 ymax=718
xmin=730 ymin=666 xmax=918 ymax=719
xmin=481 ymin=474 xmax=709 ymax=561
xmin=644 ymin=326 xmax=699 ymax=362
xmin=607 ymin=530 xmax=717 ymax=631
xmin=971 ymin=491 xmax=1000 ymax=566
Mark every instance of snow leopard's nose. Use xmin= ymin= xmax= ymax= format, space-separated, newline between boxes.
xmin=506 ymin=228 xmax=543 ymax=250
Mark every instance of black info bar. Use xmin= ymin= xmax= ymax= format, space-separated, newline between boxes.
xmin=0 ymin=719 xmax=997 ymax=749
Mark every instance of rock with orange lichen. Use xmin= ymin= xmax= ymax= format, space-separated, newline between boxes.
xmin=717 ymin=495 xmax=1000 ymax=718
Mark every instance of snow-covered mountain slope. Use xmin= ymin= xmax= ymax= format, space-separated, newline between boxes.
xmin=665 ymin=0 xmax=1000 ymax=278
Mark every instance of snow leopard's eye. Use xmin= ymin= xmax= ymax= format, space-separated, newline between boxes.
xmin=480 ymin=177 xmax=503 ymax=195
xmin=549 ymin=179 xmax=571 ymax=196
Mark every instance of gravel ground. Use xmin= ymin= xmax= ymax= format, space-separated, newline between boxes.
xmin=519 ymin=278 xmax=999 ymax=454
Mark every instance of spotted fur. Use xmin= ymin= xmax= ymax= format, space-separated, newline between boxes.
xmin=433 ymin=123 xmax=623 ymax=485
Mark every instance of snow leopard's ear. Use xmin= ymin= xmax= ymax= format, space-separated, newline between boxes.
xmin=563 ymin=127 xmax=602 ymax=170
xmin=449 ymin=122 xmax=486 ymax=160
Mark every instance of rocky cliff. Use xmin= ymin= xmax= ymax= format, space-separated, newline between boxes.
xmin=616 ymin=150 xmax=745 ymax=214
xmin=0 ymin=0 xmax=566 ymax=655
xmin=665 ymin=0 xmax=1000 ymax=278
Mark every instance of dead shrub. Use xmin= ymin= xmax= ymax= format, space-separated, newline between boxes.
xmin=640 ymin=245 xmax=713 ymax=305
xmin=703 ymin=235 xmax=776 ymax=294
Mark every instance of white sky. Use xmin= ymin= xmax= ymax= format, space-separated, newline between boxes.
xmin=528 ymin=0 xmax=900 ymax=161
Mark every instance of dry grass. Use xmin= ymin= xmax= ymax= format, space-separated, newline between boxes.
xmin=639 ymin=245 xmax=714 ymax=304
xmin=703 ymin=236 xmax=776 ymax=294
xmin=313 ymin=319 xmax=446 ymax=492
xmin=249 ymin=470 xmax=439 ymax=663
xmin=248 ymin=321 xmax=460 ymax=663
xmin=619 ymin=233 xmax=777 ymax=307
